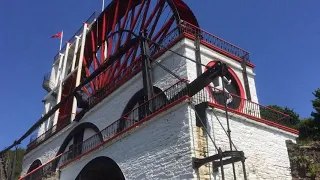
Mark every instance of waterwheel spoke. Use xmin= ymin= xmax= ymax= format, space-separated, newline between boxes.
xmin=154 ymin=17 xmax=174 ymax=49
xmin=82 ymin=57 xmax=96 ymax=93
xmin=142 ymin=0 xmax=163 ymax=30
xmin=148 ymin=1 xmax=165 ymax=38
xmin=82 ymin=85 xmax=91 ymax=97
xmin=90 ymin=30 xmax=101 ymax=89
xmin=105 ymin=1 xmax=145 ymax=83
xmin=78 ymin=0 xmax=196 ymax=101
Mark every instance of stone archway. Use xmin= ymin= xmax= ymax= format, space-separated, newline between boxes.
xmin=25 ymin=159 xmax=42 ymax=180
xmin=27 ymin=159 xmax=42 ymax=173
xmin=75 ymin=156 xmax=125 ymax=180
xmin=54 ymin=122 xmax=103 ymax=169
xmin=117 ymin=86 xmax=167 ymax=132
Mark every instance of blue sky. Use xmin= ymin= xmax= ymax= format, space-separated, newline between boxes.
xmin=0 ymin=0 xmax=319 ymax=149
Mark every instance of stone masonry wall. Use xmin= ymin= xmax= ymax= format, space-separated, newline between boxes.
xmin=59 ymin=102 xmax=195 ymax=180
xmin=21 ymin=74 xmax=143 ymax=176
xmin=286 ymin=141 xmax=320 ymax=179
xmin=203 ymin=107 xmax=297 ymax=180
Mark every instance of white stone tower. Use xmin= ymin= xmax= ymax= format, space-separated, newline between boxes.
xmin=18 ymin=0 xmax=298 ymax=180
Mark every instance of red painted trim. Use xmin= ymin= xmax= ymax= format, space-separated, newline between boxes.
xmin=28 ymin=23 xmax=255 ymax=155
xmin=183 ymin=33 xmax=255 ymax=68
xmin=26 ymin=33 xmax=186 ymax=154
xmin=59 ymin=96 xmax=189 ymax=169
xmin=208 ymin=102 xmax=299 ymax=135
xmin=183 ymin=21 xmax=247 ymax=52
xmin=204 ymin=61 xmax=246 ymax=112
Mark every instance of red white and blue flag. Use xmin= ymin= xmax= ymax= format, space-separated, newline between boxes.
xmin=50 ymin=32 xmax=63 ymax=38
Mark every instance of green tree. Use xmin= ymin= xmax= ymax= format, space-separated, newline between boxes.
xmin=260 ymin=105 xmax=300 ymax=128
xmin=1 ymin=148 xmax=25 ymax=180
xmin=296 ymin=88 xmax=320 ymax=141
xmin=311 ymin=88 xmax=320 ymax=122
xmin=295 ymin=118 xmax=316 ymax=140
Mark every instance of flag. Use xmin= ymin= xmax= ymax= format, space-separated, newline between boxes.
xmin=51 ymin=32 xmax=63 ymax=38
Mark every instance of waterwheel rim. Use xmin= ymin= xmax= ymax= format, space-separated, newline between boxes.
xmin=80 ymin=0 xmax=199 ymax=98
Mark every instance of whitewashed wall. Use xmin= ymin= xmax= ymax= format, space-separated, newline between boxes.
xmin=22 ymin=37 xmax=296 ymax=180
xmin=59 ymin=103 xmax=195 ymax=180
xmin=198 ymin=107 xmax=297 ymax=180
xmin=21 ymin=41 xmax=188 ymax=177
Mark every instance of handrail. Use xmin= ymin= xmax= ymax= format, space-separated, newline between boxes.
xmin=2 ymin=19 xmax=257 ymax=156
xmin=179 ymin=21 xmax=250 ymax=62
xmin=181 ymin=21 xmax=249 ymax=53
xmin=21 ymin=80 xmax=188 ymax=180
xmin=208 ymin=85 xmax=290 ymax=119
xmin=26 ymin=116 xmax=71 ymax=153
xmin=195 ymin=86 xmax=296 ymax=129
xmin=59 ymin=80 xmax=188 ymax=165
xmin=21 ymin=80 xmax=297 ymax=179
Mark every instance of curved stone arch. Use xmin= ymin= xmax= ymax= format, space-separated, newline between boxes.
xmin=117 ymin=86 xmax=168 ymax=132
xmin=27 ymin=159 xmax=42 ymax=173
xmin=75 ymin=156 xmax=125 ymax=180
xmin=54 ymin=122 xmax=102 ymax=168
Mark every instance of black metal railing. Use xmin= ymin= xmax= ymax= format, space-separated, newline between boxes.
xmin=87 ymin=58 xmax=143 ymax=107
xmin=28 ymin=19 xmax=255 ymax=155
xmin=60 ymin=80 xmax=188 ymax=165
xmin=42 ymin=73 xmax=55 ymax=92
xmin=26 ymin=116 xmax=71 ymax=153
xmin=193 ymin=86 xmax=298 ymax=133
xmin=179 ymin=21 xmax=250 ymax=62
xmin=21 ymin=81 xmax=298 ymax=179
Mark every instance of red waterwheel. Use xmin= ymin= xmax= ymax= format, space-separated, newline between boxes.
xmin=80 ymin=0 xmax=199 ymax=98
xmin=58 ymin=0 xmax=199 ymax=120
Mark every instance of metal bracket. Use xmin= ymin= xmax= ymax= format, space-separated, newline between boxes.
xmin=192 ymin=150 xmax=245 ymax=169
xmin=241 ymin=54 xmax=251 ymax=100
xmin=140 ymin=30 xmax=155 ymax=111
xmin=195 ymin=34 xmax=202 ymax=77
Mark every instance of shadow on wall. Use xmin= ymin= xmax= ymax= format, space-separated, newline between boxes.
xmin=75 ymin=156 xmax=125 ymax=180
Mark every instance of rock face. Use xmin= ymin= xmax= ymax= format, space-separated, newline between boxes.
xmin=286 ymin=140 xmax=320 ymax=180
xmin=0 ymin=156 xmax=11 ymax=180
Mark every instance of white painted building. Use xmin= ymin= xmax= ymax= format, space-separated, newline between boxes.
xmin=19 ymin=1 xmax=298 ymax=180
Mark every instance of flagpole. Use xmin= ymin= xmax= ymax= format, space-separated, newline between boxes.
xmin=59 ymin=30 xmax=64 ymax=51
xmin=102 ymin=0 xmax=105 ymax=11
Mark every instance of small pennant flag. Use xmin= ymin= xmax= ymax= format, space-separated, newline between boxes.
xmin=50 ymin=32 xmax=63 ymax=38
